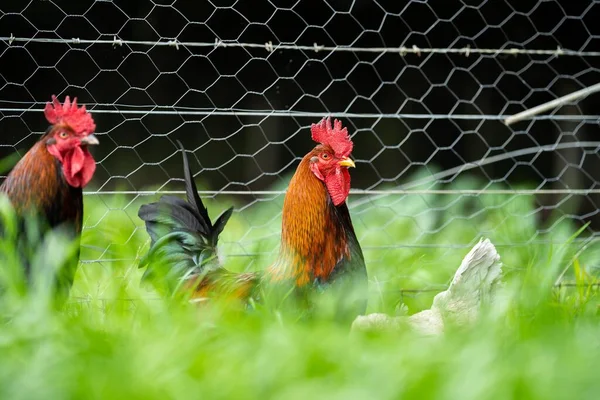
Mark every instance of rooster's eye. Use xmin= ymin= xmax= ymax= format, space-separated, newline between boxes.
xmin=321 ymin=153 xmax=330 ymax=160
xmin=58 ymin=131 xmax=68 ymax=139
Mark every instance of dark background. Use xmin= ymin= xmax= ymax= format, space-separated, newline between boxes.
xmin=0 ymin=0 xmax=599 ymax=225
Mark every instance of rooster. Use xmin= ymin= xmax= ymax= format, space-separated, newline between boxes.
xmin=138 ymin=118 xmax=367 ymax=321
xmin=0 ymin=95 xmax=99 ymax=299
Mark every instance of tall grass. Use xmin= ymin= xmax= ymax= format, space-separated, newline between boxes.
xmin=0 ymin=172 xmax=598 ymax=399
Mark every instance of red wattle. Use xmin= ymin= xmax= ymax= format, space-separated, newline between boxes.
xmin=324 ymin=167 xmax=350 ymax=206
xmin=62 ymin=147 xmax=96 ymax=188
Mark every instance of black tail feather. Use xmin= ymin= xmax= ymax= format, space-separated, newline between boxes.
xmin=137 ymin=142 xmax=233 ymax=288
xmin=176 ymin=139 xmax=212 ymax=234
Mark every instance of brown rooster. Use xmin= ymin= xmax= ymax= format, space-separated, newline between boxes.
xmin=138 ymin=118 xmax=367 ymax=321
xmin=0 ymin=95 xmax=99 ymax=299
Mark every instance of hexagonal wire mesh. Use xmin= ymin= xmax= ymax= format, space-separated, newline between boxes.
xmin=1 ymin=1 xmax=600 ymax=298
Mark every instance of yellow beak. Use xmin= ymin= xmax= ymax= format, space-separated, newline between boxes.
xmin=338 ymin=157 xmax=356 ymax=168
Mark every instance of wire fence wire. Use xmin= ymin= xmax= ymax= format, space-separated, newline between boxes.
xmin=1 ymin=0 xmax=600 ymax=292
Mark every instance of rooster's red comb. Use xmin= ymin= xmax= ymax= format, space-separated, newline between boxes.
xmin=44 ymin=95 xmax=96 ymax=136
xmin=310 ymin=117 xmax=352 ymax=158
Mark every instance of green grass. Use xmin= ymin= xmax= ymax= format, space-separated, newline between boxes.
xmin=0 ymin=171 xmax=600 ymax=399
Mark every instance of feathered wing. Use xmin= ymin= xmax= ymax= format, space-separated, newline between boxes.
xmin=137 ymin=141 xmax=233 ymax=291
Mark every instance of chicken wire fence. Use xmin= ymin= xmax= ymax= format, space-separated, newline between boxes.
xmin=1 ymin=1 xmax=600 ymax=296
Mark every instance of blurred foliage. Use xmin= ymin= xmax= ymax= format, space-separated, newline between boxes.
xmin=0 ymin=170 xmax=598 ymax=399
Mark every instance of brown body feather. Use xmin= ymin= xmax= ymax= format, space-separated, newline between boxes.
xmin=0 ymin=131 xmax=83 ymax=232
xmin=187 ymin=270 xmax=259 ymax=304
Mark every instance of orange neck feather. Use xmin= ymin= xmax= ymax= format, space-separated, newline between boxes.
xmin=268 ymin=153 xmax=350 ymax=286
